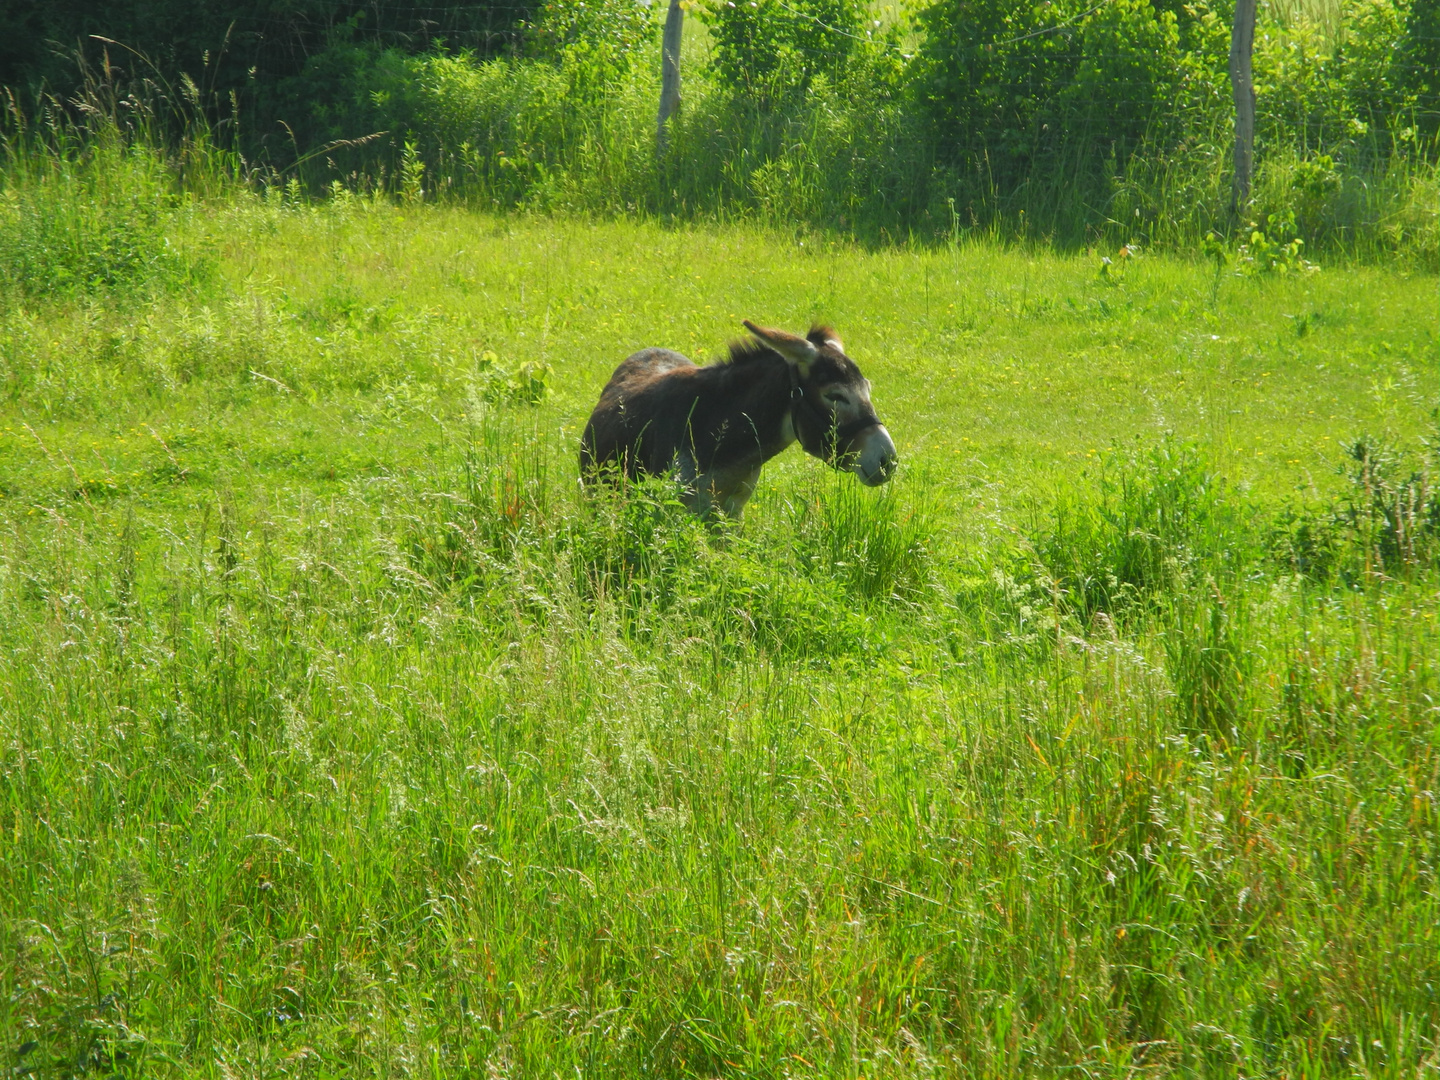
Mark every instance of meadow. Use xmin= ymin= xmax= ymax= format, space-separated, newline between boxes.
xmin=0 ymin=188 xmax=1437 ymax=1076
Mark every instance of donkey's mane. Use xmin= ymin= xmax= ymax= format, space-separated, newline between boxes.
xmin=720 ymin=325 xmax=839 ymax=367
xmin=721 ymin=338 xmax=781 ymax=367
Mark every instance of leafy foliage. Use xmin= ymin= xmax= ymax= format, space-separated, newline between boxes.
xmin=1235 ymin=210 xmax=1320 ymax=273
xmin=3 ymin=0 xmax=1438 ymax=255
xmin=0 ymin=0 xmax=535 ymax=111
xmin=1396 ymin=0 xmax=1440 ymax=135
xmin=527 ymin=0 xmax=658 ymax=97
xmin=697 ymin=0 xmax=868 ymax=105
xmin=915 ymin=0 xmax=1189 ymax=184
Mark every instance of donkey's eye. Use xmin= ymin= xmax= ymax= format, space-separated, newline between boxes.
xmin=823 ymin=391 xmax=847 ymax=405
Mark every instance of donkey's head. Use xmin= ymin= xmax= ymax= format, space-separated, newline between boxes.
xmin=743 ymin=320 xmax=898 ymax=486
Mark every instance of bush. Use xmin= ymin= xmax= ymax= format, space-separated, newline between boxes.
xmin=287 ymin=0 xmax=658 ymax=192
xmin=379 ymin=49 xmax=657 ymax=210
xmin=908 ymin=0 xmax=1435 ymax=250
xmin=915 ymin=0 xmax=1188 ymax=187
xmin=526 ymin=0 xmax=658 ymax=99
xmin=698 ymin=0 xmax=869 ymax=107
xmin=1 ymin=1 xmax=537 ymax=163
xmin=1394 ymin=0 xmax=1440 ymax=136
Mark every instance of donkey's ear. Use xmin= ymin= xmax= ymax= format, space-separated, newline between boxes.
xmin=808 ymin=325 xmax=844 ymax=354
xmin=743 ymin=320 xmax=816 ymax=374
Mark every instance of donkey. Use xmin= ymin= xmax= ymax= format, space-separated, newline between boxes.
xmin=579 ymin=321 xmax=897 ymax=517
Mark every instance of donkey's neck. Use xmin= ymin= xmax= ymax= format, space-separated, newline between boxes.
xmin=695 ymin=352 xmax=797 ymax=469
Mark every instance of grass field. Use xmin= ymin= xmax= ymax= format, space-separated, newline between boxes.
xmin=1 ymin=197 xmax=1437 ymax=1077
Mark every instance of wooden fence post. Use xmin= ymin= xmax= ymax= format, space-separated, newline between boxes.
xmin=657 ymin=0 xmax=684 ymax=156
xmin=1229 ymin=0 xmax=1257 ymax=215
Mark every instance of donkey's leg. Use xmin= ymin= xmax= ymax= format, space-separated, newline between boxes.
xmin=713 ymin=465 xmax=763 ymax=519
xmin=674 ymin=451 xmax=713 ymax=516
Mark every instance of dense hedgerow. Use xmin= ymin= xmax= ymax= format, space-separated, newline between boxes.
xmin=307 ymin=0 xmax=1433 ymax=256
xmin=4 ymin=0 xmax=1436 ymax=257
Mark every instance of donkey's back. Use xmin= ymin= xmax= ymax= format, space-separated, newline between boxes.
xmin=579 ymin=348 xmax=700 ymax=479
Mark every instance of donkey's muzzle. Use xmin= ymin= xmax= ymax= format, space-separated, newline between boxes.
xmin=851 ymin=424 xmax=897 ymax=486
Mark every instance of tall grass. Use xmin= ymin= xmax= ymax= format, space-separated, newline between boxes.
xmin=1 ymin=398 xmax=1435 ymax=1074
xmin=0 ymin=64 xmax=247 ymax=300
xmin=0 ymin=179 xmax=1433 ymax=1071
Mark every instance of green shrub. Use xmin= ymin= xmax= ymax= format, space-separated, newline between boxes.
xmin=697 ymin=0 xmax=869 ymax=107
xmin=1393 ymin=0 xmax=1440 ymax=136
xmin=2 ymin=0 xmax=537 ymax=165
xmin=1338 ymin=0 xmax=1411 ymax=126
xmin=915 ymin=0 xmax=1188 ymax=189
xmin=526 ymin=0 xmax=657 ymax=100
xmin=362 ymin=49 xmax=656 ymax=210
xmin=276 ymin=41 xmax=408 ymax=158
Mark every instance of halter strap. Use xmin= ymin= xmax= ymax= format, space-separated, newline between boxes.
xmin=788 ymin=369 xmax=884 ymax=448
